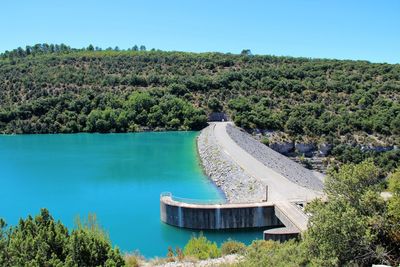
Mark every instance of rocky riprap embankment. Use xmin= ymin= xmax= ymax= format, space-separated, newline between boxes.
xmin=197 ymin=124 xmax=265 ymax=203
xmin=226 ymin=124 xmax=324 ymax=192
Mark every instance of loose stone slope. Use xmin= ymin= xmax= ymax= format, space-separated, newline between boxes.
xmin=197 ymin=124 xmax=265 ymax=203
xmin=226 ymin=124 xmax=324 ymax=191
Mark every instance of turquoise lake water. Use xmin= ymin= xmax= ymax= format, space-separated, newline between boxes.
xmin=0 ymin=132 xmax=265 ymax=257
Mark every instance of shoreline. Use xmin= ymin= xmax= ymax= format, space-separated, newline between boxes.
xmin=194 ymin=131 xmax=228 ymax=201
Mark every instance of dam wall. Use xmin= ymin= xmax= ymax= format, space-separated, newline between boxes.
xmin=160 ymin=194 xmax=283 ymax=230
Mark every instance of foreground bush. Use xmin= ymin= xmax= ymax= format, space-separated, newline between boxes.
xmin=387 ymin=168 xmax=400 ymax=259
xmin=183 ymin=234 xmax=220 ymax=260
xmin=124 ymin=253 xmax=142 ymax=267
xmin=237 ymin=162 xmax=400 ymax=266
xmin=0 ymin=209 xmax=124 ymax=266
xmin=221 ymin=239 xmax=246 ymax=255
xmin=239 ymin=240 xmax=308 ymax=267
xmin=304 ymin=161 xmax=399 ymax=266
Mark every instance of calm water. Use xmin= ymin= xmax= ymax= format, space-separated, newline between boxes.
xmin=0 ymin=132 xmax=264 ymax=257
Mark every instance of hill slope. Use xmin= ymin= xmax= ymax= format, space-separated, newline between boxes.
xmin=0 ymin=45 xmax=399 ymax=171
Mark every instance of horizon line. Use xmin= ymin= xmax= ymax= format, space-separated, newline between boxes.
xmin=1 ymin=43 xmax=398 ymax=65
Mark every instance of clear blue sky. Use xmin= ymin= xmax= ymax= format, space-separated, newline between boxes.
xmin=2 ymin=0 xmax=399 ymax=63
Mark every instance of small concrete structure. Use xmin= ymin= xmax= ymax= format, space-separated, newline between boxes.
xmin=263 ymin=201 xmax=308 ymax=241
xmin=160 ymin=193 xmax=307 ymax=241
xmin=208 ymin=112 xmax=229 ymax=122
xmin=263 ymin=227 xmax=300 ymax=242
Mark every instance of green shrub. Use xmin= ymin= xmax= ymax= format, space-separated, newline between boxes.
xmin=183 ymin=234 xmax=220 ymax=260
xmin=0 ymin=209 xmax=124 ymax=267
xmin=221 ymin=239 xmax=246 ymax=255
xmin=124 ymin=253 xmax=141 ymax=267
xmin=261 ymin=137 xmax=270 ymax=146
xmin=239 ymin=240 xmax=308 ymax=267
xmin=388 ymin=167 xmax=400 ymax=195
xmin=299 ymin=155 xmax=313 ymax=170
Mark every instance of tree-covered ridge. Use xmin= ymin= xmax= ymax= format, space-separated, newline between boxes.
xmin=0 ymin=43 xmax=148 ymax=59
xmin=0 ymin=44 xmax=399 ymax=145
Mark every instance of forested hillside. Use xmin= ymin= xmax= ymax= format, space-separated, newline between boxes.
xmin=0 ymin=44 xmax=399 ymax=170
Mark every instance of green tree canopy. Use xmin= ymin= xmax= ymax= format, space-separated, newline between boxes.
xmin=304 ymin=161 xmax=399 ymax=266
xmin=0 ymin=209 xmax=124 ymax=267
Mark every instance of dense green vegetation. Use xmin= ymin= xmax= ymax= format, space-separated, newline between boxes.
xmin=228 ymin=94 xmax=399 ymax=143
xmin=0 ymin=44 xmax=398 ymax=170
xmin=182 ymin=234 xmax=220 ymax=260
xmin=0 ymin=88 xmax=207 ymax=133
xmin=331 ymin=145 xmax=400 ymax=173
xmin=220 ymin=239 xmax=247 ymax=256
xmin=0 ymin=209 xmax=124 ymax=266
xmin=302 ymin=162 xmax=399 ymax=266
xmin=0 ymin=44 xmax=399 ymax=137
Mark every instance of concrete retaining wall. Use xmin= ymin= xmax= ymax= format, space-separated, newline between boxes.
xmin=263 ymin=228 xmax=300 ymax=242
xmin=160 ymin=195 xmax=283 ymax=230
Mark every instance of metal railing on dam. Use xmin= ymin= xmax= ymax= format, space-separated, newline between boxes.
xmin=160 ymin=192 xmax=227 ymax=205
xmin=160 ymin=193 xmax=309 ymax=241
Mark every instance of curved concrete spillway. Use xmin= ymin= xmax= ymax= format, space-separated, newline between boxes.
xmin=160 ymin=193 xmax=281 ymax=230
xmin=160 ymin=193 xmax=308 ymax=241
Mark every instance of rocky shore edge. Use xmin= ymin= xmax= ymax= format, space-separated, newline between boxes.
xmin=151 ymin=254 xmax=241 ymax=267
xmin=197 ymin=124 xmax=265 ymax=203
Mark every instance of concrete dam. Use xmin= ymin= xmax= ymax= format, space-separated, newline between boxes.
xmin=160 ymin=193 xmax=308 ymax=241
xmin=159 ymin=122 xmax=323 ymax=242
